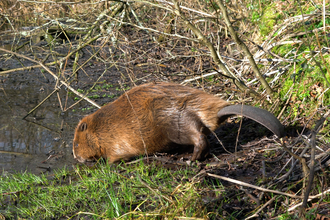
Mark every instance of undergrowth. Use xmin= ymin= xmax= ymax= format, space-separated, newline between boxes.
xmin=1 ymin=161 xmax=210 ymax=219
xmin=1 ymin=159 xmax=329 ymax=219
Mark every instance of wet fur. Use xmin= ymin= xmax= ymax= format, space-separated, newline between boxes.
xmin=73 ymin=82 xmax=283 ymax=163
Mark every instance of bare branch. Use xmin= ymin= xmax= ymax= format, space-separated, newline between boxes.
xmin=216 ymin=0 xmax=273 ymax=96
xmin=172 ymin=0 xmax=259 ymax=97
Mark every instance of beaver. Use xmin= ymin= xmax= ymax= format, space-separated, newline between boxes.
xmin=73 ymin=82 xmax=284 ymax=163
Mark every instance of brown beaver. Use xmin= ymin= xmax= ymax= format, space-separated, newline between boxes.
xmin=73 ymin=82 xmax=284 ymax=163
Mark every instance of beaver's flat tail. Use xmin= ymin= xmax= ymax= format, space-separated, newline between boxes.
xmin=217 ymin=105 xmax=285 ymax=138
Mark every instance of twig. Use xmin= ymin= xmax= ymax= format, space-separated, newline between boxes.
xmin=289 ymin=188 xmax=330 ymax=212
xmin=209 ymin=129 xmax=232 ymax=155
xmin=23 ymin=87 xmax=60 ymax=119
xmin=0 ymin=48 xmax=100 ymax=109
xmin=0 ymin=63 xmax=56 ymax=75
xmin=108 ymin=17 xmax=199 ymax=43
xmin=0 ymin=150 xmax=31 ymax=156
xmin=245 ymin=196 xmax=278 ymax=220
xmin=0 ymin=33 xmax=102 ymax=78
xmin=153 ymin=0 xmax=214 ymax=17
xmin=83 ymin=3 xmax=124 ymax=41
xmin=300 ymin=110 xmax=330 ymax=214
xmin=65 ymin=66 xmax=111 ymax=111
xmin=280 ymin=139 xmax=310 ymax=177
xmin=206 ymin=173 xmax=302 ymax=199
xmin=136 ymin=174 xmax=173 ymax=203
xmin=172 ymin=0 xmax=259 ymax=98
xmin=216 ymin=0 xmax=273 ymax=96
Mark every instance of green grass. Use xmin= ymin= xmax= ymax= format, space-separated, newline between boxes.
xmin=0 ymin=161 xmax=213 ymax=219
xmin=2 ymin=159 xmax=330 ymax=219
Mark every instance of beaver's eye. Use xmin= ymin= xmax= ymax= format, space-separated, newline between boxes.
xmin=75 ymin=143 xmax=79 ymax=148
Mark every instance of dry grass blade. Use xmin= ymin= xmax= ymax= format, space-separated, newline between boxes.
xmin=206 ymin=173 xmax=302 ymax=199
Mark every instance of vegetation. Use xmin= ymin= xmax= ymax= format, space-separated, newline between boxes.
xmin=2 ymin=159 xmax=328 ymax=219
xmin=0 ymin=0 xmax=330 ymax=219
xmin=1 ymin=161 xmax=209 ymax=219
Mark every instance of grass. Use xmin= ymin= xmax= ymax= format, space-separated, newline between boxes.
xmin=0 ymin=160 xmax=213 ymax=219
xmin=2 ymin=158 xmax=329 ymax=219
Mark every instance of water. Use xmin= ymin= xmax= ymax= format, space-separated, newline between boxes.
xmin=0 ymin=70 xmax=80 ymax=175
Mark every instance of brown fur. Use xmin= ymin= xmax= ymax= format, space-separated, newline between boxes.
xmin=73 ymin=82 xmax=282 ymax=163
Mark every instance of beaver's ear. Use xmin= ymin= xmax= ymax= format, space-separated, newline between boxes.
xmin=79 ymin=122 xmax=88 ymax=131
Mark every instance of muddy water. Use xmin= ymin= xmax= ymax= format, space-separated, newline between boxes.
xmin=0 ymin=70 xmax=81 ymax=175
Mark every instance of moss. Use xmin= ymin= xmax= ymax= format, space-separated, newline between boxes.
xmin=259 ymin=4 xmax=281 ymax=36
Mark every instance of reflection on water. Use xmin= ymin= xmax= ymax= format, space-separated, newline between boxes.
xmin=0 ymin=72 xmax=80 ymax=174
